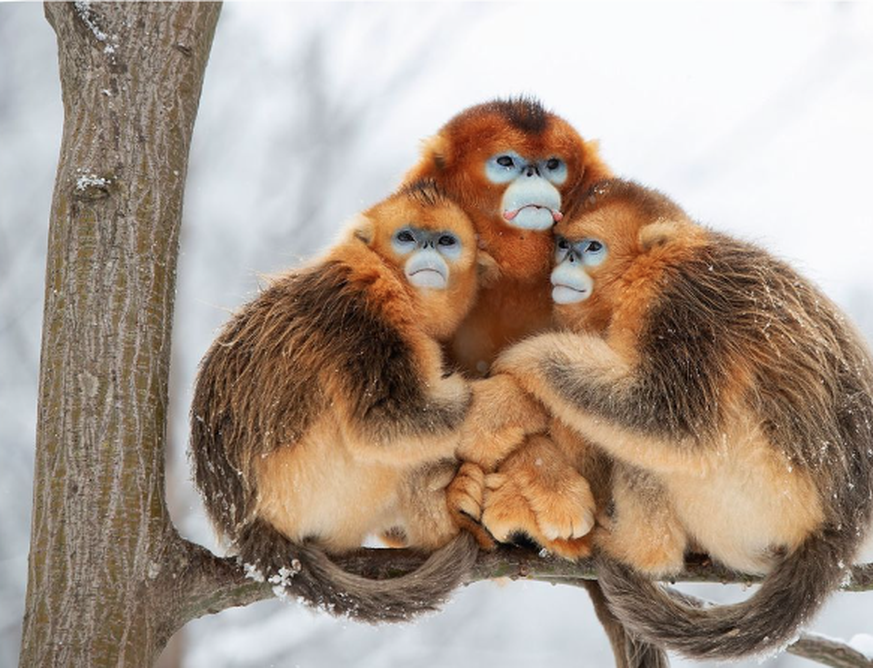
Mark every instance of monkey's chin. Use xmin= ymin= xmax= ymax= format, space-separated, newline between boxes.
xmin=552 ymin=284 xmax=590 ymax=304
xmin=408 ymin=269 xmax=447 ymax=290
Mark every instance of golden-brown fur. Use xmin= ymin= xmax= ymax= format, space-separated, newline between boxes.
xmin=493 ymin=178 xmax=873 ymax=659
xmin=191 ymin=182 xmax=490 ymax=621
xmin=407 ymin=102 xmax=664 ymax=668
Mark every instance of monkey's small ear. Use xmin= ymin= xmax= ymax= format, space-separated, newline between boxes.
xmin=581 ymin=139 xmax=615 ymax=184
xmin=351 ymin=214 xmax=375 ymax=245
xmin=476 ymin=250 xmax=501 ymax=288
xmin=420 ymin=134 xmax=450 ymax=172
xmin=639 ymin=220 xmax=680 ymax=251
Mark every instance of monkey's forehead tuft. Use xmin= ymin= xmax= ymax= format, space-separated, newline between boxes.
xmin=397 ymin=178 xmax=453 ymax=209
xmin=440 ymin=97 xmax=553 ymax=138
xmin=480 ymin=96 xmax=549 ymax=134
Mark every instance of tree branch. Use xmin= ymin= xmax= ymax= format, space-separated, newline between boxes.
xmin=789 ymin=634 xmax=873 ymax=668
xmin=332 ymin=546 xmax=872 ymax=592
xmin=176 ymin=539 xmax=873 ymax=667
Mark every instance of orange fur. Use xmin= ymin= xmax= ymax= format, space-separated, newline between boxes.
xmin=251 ymin=189 xmax=482 ymax=549
xmin=483 ymin=434 xmax=595 ymax=560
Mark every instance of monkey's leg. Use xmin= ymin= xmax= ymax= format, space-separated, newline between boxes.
xmin=451 ymin=374 xmax=553 ymax=550
xmin=482 ymin=436 xmax=595 ymax=560
xmin=397 ymin=460 xmax=463 ymax=551
xmin=596 ymin=464 xmax=687 ymax=577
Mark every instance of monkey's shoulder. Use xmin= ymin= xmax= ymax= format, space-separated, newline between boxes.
xmin=280 ymin=257 xmax=440 ymax=390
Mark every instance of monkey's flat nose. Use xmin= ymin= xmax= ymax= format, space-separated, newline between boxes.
xmin=525 ymin=165 xmax=539 ymax=177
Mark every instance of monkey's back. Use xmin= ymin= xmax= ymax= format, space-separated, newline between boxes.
xmin=190 ymin=256 xmax=423 ymax=543
xmin=641 ymin=231 xmax=873 ymax=529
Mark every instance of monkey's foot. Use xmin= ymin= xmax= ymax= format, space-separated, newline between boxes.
xmin=523 ymin=471 xmax=596 ymax=542
xmin=481 ymin=472 xmax=540 ymax=542
xmin=482 ymin=471 xmax=595 ymax=560
xmin=594 ymin=523 xmax=685 ymax=578
xmin=447 ymin=462 xmax=495 ymax=549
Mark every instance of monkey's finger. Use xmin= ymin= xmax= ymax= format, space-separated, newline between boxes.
xmin=595 ymin=510 xmax=614 ymax=532
xmin=484 ymin=473 xmax=508 ymax=490
xmin=539 ymin=508 xmax=595 ymax=541
xmin=446 ymin=462 xmax=486 ymax=519
xmin=453 ymin=495 xmax=482 ymax=521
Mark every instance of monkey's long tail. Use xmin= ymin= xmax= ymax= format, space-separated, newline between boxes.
xmin=237 ymin=519 xmax=479 ymax=623
xmin=596 ymin=525 xmax=856 ymax=660
xmin=583 ymin=580 xmax=670 ymax=668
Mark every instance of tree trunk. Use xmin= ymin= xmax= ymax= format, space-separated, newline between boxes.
xmin=19 ymin=3 xmax=220 ymax=666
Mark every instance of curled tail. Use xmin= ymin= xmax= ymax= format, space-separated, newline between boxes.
xmin=597 ymin=527 xmax=856 ymax=660
xmin=237 ymin=519 xmax=478 ymax=622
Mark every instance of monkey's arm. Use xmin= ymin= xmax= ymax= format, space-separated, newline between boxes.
xmin=455 ymin=374 xmax=550 ymax=472
xmin=493 ymin=332 xmax=702 ymax=474
xmin=338 ymin=335 xmax=473 ymax=467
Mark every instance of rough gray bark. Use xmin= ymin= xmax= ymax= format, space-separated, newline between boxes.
xmin=19 ymin=3 xmax=221 ymax=666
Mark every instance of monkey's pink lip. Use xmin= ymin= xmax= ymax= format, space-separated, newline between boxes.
xmin=503 ymin=205 xmax=563 ymax=222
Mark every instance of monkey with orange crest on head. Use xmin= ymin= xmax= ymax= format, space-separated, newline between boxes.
xmin=400 ymin=100 xmax=627 ymax=565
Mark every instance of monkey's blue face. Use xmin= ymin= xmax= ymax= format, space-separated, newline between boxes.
xmin=484 ymin=151 xmax=566 ymax=232
xmin=392 ymin=226 xmax=462 ymax=290
xmin=550 ymin=236 xmax=607 ymax=304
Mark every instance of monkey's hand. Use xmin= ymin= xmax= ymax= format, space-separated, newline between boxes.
xmin=446 ymin=462 xmax=496 ymax=549
xmin=455 ymin=374 xmax=549 ymax=472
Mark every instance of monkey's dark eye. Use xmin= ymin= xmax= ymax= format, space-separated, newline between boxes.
xmin=438 ymin=234 xmax=457 ymax=247
xmin=496 ymin=155 xmax=515 ymax=168
xmin=585 ymin=240 xmax=604 ymax=253
xmin=546 ymin=158 xmax=562 ymax=171
xmin=396 ymin=230 xmax=415 ymax=243
xmin=556 ymin=238 xmax=570 ymax=251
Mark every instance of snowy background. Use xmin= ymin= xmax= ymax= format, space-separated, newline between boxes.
xmin=2 ymin=2 xmax=873 ymax=667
